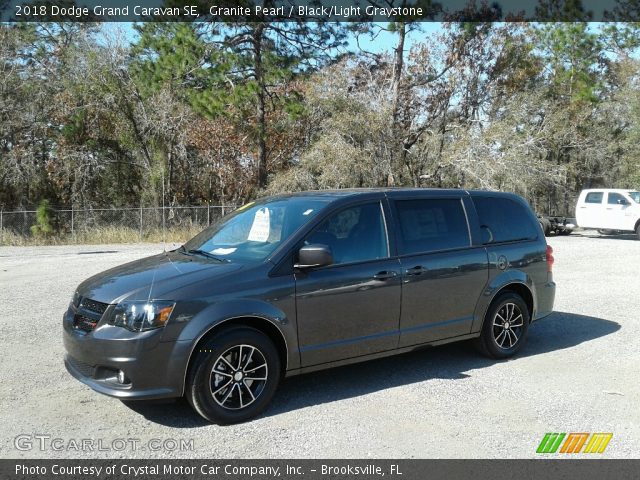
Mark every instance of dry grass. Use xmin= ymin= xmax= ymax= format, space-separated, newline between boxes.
xmin=0 ymin=225 xmax=205 ymax=247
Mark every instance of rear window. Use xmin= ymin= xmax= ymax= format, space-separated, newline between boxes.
xmin=472 ymin=196 xmax=538 ymax=244
xmin=585 ymin=192 xmax=604 ymax=204
xmin=394 ymin=199 xmax=470 ymax=255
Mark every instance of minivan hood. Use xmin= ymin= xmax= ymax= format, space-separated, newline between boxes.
xmin=76 ymin=251 xmax=244 ymax=304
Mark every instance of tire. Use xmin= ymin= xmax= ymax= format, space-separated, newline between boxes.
xmin=475 ymin=292 xmax=530 ymax=359
xmin=186 ymin=327 xmax=281 ymax=424
xmin=636 ymin=223 xmax=640 ymax=241
xmin=539 ymin=219 xmax=551 ymax=236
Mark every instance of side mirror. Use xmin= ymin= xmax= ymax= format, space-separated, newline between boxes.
xmin=618 ymin=198 xmax=630 ymax=205
xmin=295 ymin=244 xmax=333 ymax=269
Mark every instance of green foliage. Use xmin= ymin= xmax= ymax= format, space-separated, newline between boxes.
xmin=131 ymin=23 xmax=229 ymax=116
xmin=30 ymin=200 xmax=55 ymax=238
xmin=1 ymin=21 xmax=640 ymax=220
xmin=536 ymin=23 xmax=604 ymax=103
xmin=535 ymin=0 xmax=593 ymax=22
xmin=61 ymin=109 xmax=87 ymax=143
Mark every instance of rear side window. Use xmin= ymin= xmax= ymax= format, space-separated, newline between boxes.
xmin=394 ymin=199 xmax=470 ymax=255
xmin=472 ymin=196 xmax=538 ymax=244
xmin=585 ymin=192 xmax=603 ymax=204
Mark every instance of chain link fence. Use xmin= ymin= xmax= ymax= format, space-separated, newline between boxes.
xmin=0 ymin=205 xmax=236 ymax=245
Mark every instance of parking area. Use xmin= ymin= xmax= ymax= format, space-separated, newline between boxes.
xmin=1 ymin=232 xmax=639 ymax=459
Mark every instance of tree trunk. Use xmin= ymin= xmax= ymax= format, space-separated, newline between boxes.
xmin=166 ymin=149 xmax=172 ymax=205
xmin=253 ymin=25 xmax=268 ymax=190
xmin=391 ymin=22 xmax=406 ymax=127
xmin=389 ymin=22 xmax=406 ymax=186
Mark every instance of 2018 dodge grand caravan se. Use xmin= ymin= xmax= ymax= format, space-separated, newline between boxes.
xmin=63 ymin=189 xmax=555 ymax=424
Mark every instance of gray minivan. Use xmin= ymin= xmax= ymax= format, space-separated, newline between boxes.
xmin=63 ymin=189 xmax=556 ymax=424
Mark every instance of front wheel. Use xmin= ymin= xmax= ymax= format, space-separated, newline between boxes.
xmin=186 ymin=327 xmax=281 ymax=424
xmin=475 ymin=292 xmax=530 ymax=359
xmin=636 ymin=224 xmax=640 ymax=241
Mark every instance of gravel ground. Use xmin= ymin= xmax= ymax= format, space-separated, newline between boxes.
xmin=0 ymin=232 xmax=638 ymax=459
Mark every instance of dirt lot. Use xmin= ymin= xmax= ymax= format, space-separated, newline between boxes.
xmin=1 ymin=232 xmax=639 ymax=459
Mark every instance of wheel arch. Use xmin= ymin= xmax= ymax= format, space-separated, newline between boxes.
xmin=472 ymin=278 xmax=535 ymax=334
xmin=493 ymin=283 xmax=534 ymax=318
xmin=182 ymin=315 xmax=289 ymax=396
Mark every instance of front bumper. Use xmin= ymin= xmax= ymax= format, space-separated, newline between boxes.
xmin=62 ymin=307 xmax=192 ymax=400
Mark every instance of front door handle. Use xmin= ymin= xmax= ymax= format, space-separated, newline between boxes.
xmin=405 ymin=265 xmax=427 ymax=276
xmin=373 ymin=271 xmax=398 ymax=280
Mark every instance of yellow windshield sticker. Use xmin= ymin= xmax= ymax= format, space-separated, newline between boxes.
xmin=236 ymin=201 xmax=255 ymax=212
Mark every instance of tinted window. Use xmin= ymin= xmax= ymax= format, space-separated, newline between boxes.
xmin=608 ymin=193 xmax=627 ymax=205
xmin=629 ymin=192 xmax=640 ymax=204
xmin=473 ymin=196 xmax=538 ymax=244
xmin=395 ymin=199 xmax=470 ymax=255
xmin=585 ymin=192 xmax=603 ymax=204
xmin=305 ymin=202 xmax=387 ymax=265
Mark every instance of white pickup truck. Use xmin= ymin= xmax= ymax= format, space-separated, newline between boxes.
xmin=575 ymin=189 xmax=640 ymax=239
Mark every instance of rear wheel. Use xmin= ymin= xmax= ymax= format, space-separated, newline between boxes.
xmin=186 ymin=327 xmax=281 ymax=424
xmin=475 ymin=292 xmax=530 ymax=359
xmin=539 ymin=219 xmax=551 ymax=236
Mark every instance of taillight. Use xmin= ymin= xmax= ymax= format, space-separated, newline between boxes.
xmin=546 ymin=245 xmax=554 ymax=272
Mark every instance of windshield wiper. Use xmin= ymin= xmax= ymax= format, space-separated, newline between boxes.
xmin=187 ymin=249 xmax=229 ymax=262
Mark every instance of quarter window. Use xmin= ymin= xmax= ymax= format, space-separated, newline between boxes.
xmin=304 ymin=202 xmax=388 ymax=265
xmin=472 ymin=197 xmax=538 ymax=244
xmin=585 ymin=192 xmax=604 ymax=204
xmin=395 ymin=199 xmax=470 ymax=255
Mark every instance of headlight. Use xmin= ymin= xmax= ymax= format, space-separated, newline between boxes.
xmin=71 ymin=291 xmax=81 ymax=308
xmin=109 ymin=301 xmax=175 ymax=332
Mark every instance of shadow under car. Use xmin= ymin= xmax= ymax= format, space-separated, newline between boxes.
xmin=120 ymin=311 xmax=620 ymax=427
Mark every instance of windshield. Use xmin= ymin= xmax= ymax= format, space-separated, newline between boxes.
xmin=183 ymin=197 xmax=330 ymax=262
xmin=629 ymin=191 xmax=640 ymax=204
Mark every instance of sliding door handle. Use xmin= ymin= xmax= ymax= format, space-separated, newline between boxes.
xmin=405 ymin=266 xmax=427 ymax=276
